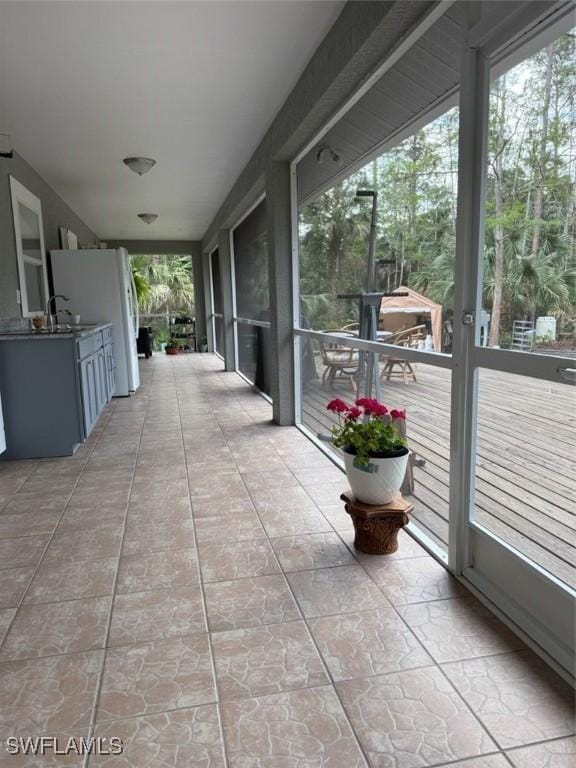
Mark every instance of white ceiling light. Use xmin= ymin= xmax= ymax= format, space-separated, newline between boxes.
xmin=123 ymin=157 xmax=156 ymax=175
xmin=137 ymin=213 xmax=158 ymax=224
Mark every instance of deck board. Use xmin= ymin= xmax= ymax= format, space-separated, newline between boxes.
xmin=301 ymin=357 xmax=576 ymax=590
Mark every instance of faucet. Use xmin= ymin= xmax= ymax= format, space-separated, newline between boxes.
xmin=46 ymin=294 xmax=69 ymax=331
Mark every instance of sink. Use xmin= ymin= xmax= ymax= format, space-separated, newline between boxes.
xmin=0 ymin=326 xmax=87 ymax=337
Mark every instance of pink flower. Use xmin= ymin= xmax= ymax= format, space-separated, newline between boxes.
xmin=355 ymin=398 xmax=388 ymax=418
xmin=327 ymin=398 xmax=349 ymax=414
xmin=390 ymin=408 xmax=406 ymax=419
xmin=355 ymin=397 xmax=376 ymax=409
xmin=345 ymin=406 xmax=362 ymax=421
xmin=371 ymin=403 xmax=389 ymax=418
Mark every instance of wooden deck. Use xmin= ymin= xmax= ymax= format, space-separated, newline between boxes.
xmin=302 ymin=359 xmax=576 ymax=590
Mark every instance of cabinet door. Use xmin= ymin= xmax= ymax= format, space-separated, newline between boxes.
xmin=105 ymin=343 xmax=115 ymax=400
xmin=95 ymin=350 xmax=107 ymax=412
xmin=80 ymin=357 xmax=97 ymax=437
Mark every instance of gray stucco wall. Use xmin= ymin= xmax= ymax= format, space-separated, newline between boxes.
xmin=0 ymin=152 xmax=98 ymax=319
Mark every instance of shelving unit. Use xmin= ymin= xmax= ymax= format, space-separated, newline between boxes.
xmin=170 ymin=316 xmax=196 ymax=352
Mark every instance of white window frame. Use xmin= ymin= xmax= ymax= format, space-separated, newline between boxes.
xmin=208 ymin=246 xmax=224 ymax=360
xmin=456 ymin=8 xmax=576 ymax=681
xmin=9 ymin=176 xmax=49 ymax=318
xmin=289 ymin=1 xmax=576 ymax=679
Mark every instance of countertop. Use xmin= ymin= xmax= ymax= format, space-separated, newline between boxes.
xmin=0 ymin=323 xmax=112 ymax=341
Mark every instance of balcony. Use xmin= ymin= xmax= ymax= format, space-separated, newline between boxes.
xmin=0 ymin=355 xmax=572 ymax=766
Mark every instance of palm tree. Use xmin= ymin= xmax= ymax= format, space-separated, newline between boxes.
xmin=131 ymin=255 xmax=195 ymax=314
xmin=409 ymin=236 xmax=576 ymax=343
xmin=409 ymin=249 xmax=456 ymax=307
xmin=482 ymin=234 xmax=575 ymax=342
xmin=131 ymin=268 xmax=151 ymax=307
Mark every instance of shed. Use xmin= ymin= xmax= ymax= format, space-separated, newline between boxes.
xmin=379 ymin=286 xmax=442 ymax=352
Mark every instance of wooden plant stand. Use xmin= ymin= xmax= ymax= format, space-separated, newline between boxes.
xmin=341 ymin=491 xmax=413 ymax=555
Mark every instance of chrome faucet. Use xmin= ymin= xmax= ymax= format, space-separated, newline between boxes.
xmin=46 ymin=294 xmax=69 ymax=331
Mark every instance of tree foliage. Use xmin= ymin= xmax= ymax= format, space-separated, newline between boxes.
xmin=131 ymin=255 xmax=195 ymax=314
xmin=299 ymin=30 xmax=575 ymax=349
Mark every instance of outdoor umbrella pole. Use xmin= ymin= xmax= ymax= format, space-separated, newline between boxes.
xmin=357 ymin=190 xmax=380 ymax=399
xmin=336 ymin=192 xmax=409 ymax=408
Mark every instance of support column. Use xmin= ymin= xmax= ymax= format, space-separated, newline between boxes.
xmin=266 ymin=161 xmax=295 ymax=425
xmin=218 ymin=229 xmax=235 ymax=371
xmin=448 ymin=29 xmax=490 ymax=575
xmin=202 ymin=250 xmax=215 ymax=352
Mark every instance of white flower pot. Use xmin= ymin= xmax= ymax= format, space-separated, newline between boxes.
xmin=343 ymin=449 xmax=410 ymax=505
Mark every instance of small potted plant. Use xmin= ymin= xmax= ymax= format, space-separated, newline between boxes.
xmin=199 ymin=335 xmax=208 ymax=353
xmin=327 ymin=397 xmax=409 ymax=505
xmin=165 ymin=339 xmax=179 ymax=356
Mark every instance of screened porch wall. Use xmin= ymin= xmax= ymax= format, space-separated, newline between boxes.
xmin=232 ymin=200 xmax=273 ymax=397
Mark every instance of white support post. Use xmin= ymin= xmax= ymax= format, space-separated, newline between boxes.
xmin=203 ymin=250 xmax=215 ymax=353
xmin=448 ymin=26 xmax=490 ymax=575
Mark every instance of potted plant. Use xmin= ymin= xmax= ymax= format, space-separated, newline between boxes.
xmin=165 ymin=339 xmax=179 ymax=356
xmin=199 ymin=335 xmax=208 ymax=353
xmin=327 ymin=397 xmax=409 ymax=505
xmin=155 ymin=328 xmax=170 ymax=352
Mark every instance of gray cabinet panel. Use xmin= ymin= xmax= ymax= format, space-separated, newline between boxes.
xmin=77 ymin=335 xmax=95 ymax=360
xmin=104 ymin=342 xmax=115 ymax=401
xmin=0 ymin=338 xmax=84 ymax=458
xmin=0 ymin=325 xmax=113 ymax=458
xmin=80 ymin=356 xmax=98 ymax=437
xmin=95 ymin=349 xmax=107 ymax=413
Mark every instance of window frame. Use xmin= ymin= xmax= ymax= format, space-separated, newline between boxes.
xmin=9 ymin=176 xmax=49 ymax=318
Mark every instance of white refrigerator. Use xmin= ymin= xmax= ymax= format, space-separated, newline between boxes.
xmin=50 ymin=248 xmax=140 ymax=396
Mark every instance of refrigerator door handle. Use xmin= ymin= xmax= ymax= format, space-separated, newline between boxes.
xmin=129 ymin=263 xmax=139 ymax=338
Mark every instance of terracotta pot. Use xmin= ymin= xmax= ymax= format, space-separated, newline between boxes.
xmin=166 ymin=347 xmax=179 ymax=355
xmin=343 ymin=448 xmax=410 ymax=505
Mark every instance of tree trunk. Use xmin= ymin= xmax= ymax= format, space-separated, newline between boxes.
xmin=488 ymin=80 xmax=507 ymax=348
xmin=489 ymin=154 xmax=505 ymax=347
xmin=328 ymin=229 xmax=342 ymax=298
xmin=530 ymin=44 xmax=554 ymax=261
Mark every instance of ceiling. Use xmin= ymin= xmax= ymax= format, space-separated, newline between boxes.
xmin=0 ymin=1 xmax=344 ymax=240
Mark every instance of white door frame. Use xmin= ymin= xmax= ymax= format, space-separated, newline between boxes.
xmin=208 ymin=246 xmax=224 ymax=359
xmin=290 ymin=2 xmax=575 ymax=678
xmin=452 ymin=12 xmax=576 ymax=679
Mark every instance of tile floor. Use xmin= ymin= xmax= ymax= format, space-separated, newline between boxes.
xmin=0 ymin=354 xmax=573 ymax=768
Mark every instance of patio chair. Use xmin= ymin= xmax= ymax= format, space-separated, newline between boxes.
xmin=318 ymin=333 xmax=359 ymax=390
xmin=379 ymin=325 xmax=426 ymax=384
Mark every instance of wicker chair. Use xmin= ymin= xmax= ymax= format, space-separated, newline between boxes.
xmin=318 ymin=333 xmax=359 ymax=389
xmin=379 ymin=325 xmax=426 ymax=384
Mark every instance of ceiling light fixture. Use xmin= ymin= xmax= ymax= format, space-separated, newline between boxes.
xmin=137 ymin=213 xmax=158 ymax=224
xmin=123 ymin=157 xmax=156 ymax=175
xmin=316 ymin=145 xmax=341 ymax=165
